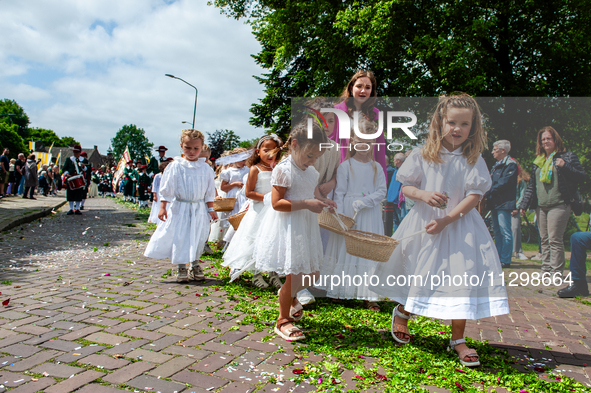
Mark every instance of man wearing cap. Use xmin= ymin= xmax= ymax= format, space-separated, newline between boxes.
xmin=79 ymin=151 xmax=92 ymax=210
xmin=137 ymin=164 xmax=152 ymax=209
xmin=148 ymin=146 xmax=168 ymax=177
xmin=61 ymin=145 xmax=86 ymax=215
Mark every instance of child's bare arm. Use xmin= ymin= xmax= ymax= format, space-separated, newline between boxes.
xmin=425 ymin=194 xmax=480 ymax=234
xmin=403 ymin=185 xmax=447 ymax=207
xmin=244 ymin=167 xmax=263 ymax=201
xmin=272 ymin=185 xmax=327 ymax=213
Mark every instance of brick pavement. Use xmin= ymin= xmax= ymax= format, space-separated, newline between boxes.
xmin=0 ymin=196 xmax=590 ymax=392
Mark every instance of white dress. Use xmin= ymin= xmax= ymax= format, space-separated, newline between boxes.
xmin=148 ymin=173 xmax=162 ymax=224
xmin=220 ymin=166 xmax=250 ymax=225
xmin=223 ymin=173 xmax=250 ymax=243
xmin=252 ymin=156 xmax=324 ymax=276
xmin=144 ymin=157 xmax=215 ymax=264
xmin=222 ymin=168 xmax=272 ymax=280
xmin=322 ymin=158 xmax=387 ymax=300
xmin=370 ymin=148 xmax=509 ymax=320
xmin=208 ymin=176 xmax=227 ymax=242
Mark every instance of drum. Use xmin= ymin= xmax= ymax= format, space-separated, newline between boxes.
xmin=67 ymin=174 xmax=86 ymax=190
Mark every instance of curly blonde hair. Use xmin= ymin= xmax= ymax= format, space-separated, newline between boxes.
xmin=422 ymin=93 xmax=486 ymax=165
xmin=180 ymin=129 xmax=205 ymax=144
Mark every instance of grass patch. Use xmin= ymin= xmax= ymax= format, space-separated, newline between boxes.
xmin=126 ymin=204 xmax=589 ymax=392
xmin=198 ymin=257 xmax=588 ymax=392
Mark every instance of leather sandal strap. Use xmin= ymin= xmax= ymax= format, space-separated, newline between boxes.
xmin=277 ymin=317 xmax=295 ymax=328
xmin=393 ymin=323 xmax=410 ymax=335
xmin=395 ymin=305 xmax=411 ymax=320
xmin=458 ymin=347 xmax=479 ymax=361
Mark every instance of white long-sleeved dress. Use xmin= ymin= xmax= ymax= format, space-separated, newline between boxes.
xmin=370 ymin=148 xmax=509 ymax=320
xmin=144 ymin=157 xmax=215 ymax=264
xmin=220 ymin=166 xmax=250 ymax=226
xmin=148 ymin=173 xmax=162 ymax=224
xmin=322 ymin=158 xmax=387 ymax=300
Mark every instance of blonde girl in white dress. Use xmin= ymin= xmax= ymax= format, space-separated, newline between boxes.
xmin=253 ymin=122 xmax=335 ymax=341
xmin=371 ymin=94 xmax=509 ymax=367
xmin=322 ymin=132 xmax=387 ymax=310
xmin=222 ymin=134 xmax=284 ymax=288
xmin=144 ymin=129 xmax=218 ymax=283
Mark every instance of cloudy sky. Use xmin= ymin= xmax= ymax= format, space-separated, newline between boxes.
xmin=0 ymin=0 xmax=265 ymax=157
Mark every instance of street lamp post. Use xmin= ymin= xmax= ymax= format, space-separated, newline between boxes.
xmin=165 ymin=74 xmax=198 ymax=129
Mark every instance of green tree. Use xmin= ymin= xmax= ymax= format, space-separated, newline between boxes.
xmin=206 ymin=129 xmax=241 ymax=158
xmin=59 ymin=136 xmax=80 ymax=147
xmin=0 ymin=123 xmax=28 ymax=159
xmin=28 ymin=128 xmax=63 ymax=148
xmin=110 ymin=124 xmax=153 ymax=161
xmin=212 ymin=0 xmax=591 ymax=196
xmin=239 ymin=138 xmax=259 ymax=149
xmin=0 ymin=99 xmax=30 ymax=138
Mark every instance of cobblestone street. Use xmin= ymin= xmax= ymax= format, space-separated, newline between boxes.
xmin=1 ymin=197 xmax=591 ymax=392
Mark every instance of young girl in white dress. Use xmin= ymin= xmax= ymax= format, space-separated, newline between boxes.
xmin=322 ymin=132 xmax=387 ymax=310
xmin=220 ymin=148 xmax=250 ymax=225
xmin=253 ymin=122 xmax=335 ymax=341
xmin=144 ymin=129 xmax=218 ymax=283
xmin=148 ymin=160 xmax=172 ymax=225
xmin=222 ymin=134 xmax=283 ymax=288
xmin=370 ymin=94 xmax=509 ymax=367
xmin=208 ymin=163 xmax=228 ymax=245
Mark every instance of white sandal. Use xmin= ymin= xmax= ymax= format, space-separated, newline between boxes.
xmin=252 ymin=274 xmax=269 ymax=289
xmin=448 ymin=338 xmax=480 ymax=367
xmin=268 ymin=272 xmax=283 ymax=289
xmin=274 ymin=317 xmax=306 ymax=342
xmin=391 ymin=304 xmax=411 ymax=344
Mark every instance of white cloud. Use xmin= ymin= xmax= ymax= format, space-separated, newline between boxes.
xmin=0 ymin=0 xmax=266 ymax=156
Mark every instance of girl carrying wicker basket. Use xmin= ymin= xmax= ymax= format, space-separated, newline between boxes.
xmin=253 ymin=121 xmax=335 ymax=341
xmin=322 ymin=123 xmax=387 ymax=311
xmin=222 ymin=134 xmax=284 ymax=289
xmin=370 ymin=94 xmax=509 ymax=367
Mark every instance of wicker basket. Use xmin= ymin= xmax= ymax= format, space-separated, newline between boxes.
xmin=227 ymin=210 xmax=247 ymax=230
xmin=213 ymin=197 xmax=237 ymax=212
xmin=318 ymin=209 xmax=355 ymax=234
xmin=344 ymin=229 xmax=399 ymax=262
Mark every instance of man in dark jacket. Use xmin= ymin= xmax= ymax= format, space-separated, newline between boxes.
xmin=485 ymin=140 xmax=518 ymax=268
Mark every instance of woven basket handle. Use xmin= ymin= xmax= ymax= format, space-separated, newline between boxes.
xmin=396 ymin=229 xmax=427 ymax=241
xmin=327 ymin=208 xmax=349 ymax=232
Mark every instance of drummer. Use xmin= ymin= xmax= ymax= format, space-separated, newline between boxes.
xmin=61 ymin=145 xmax=86 ymax=215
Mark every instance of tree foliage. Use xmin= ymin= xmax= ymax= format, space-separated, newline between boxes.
xmin=212 ymin=0 xmax=591 ymax=196
xmin=59 ymin=136 xmax=80 ymax=147
xmin=110 ymin=124 xmax=154 ymax=161
xmin=239 ymin=138 xmax=259 ymax=149
xmin=0 ymin=123 xmax=28 ymax=159
xmin=206 ymin=129 xmax=241 ymax=158
xmin=0 ymin=99 xmax=30 ymax=139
